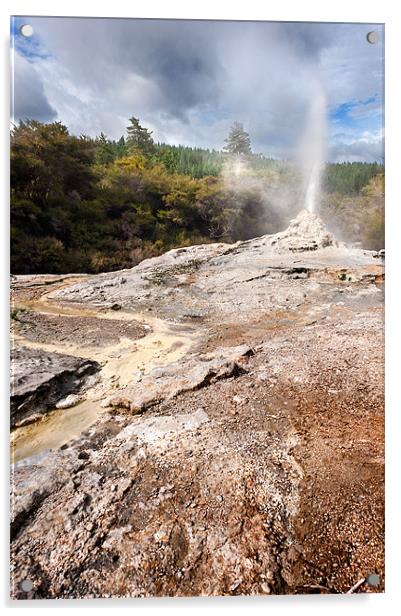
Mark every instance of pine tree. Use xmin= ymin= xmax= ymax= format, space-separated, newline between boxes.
xmin=126 ymin=117 xmax=155 ymax=156
xmin=94 ymin=133 xmax=115 ymax=165
xmin=115 ymin=136 xmax=127 ymax=159
xmin=223 ymin=122 xmax=252 ymax=155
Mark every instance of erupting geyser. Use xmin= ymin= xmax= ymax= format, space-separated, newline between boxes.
xmin=304 ymin=162 xmax=321 ymax=214
xmin=300 ymin=91 xmax=327 ymax=214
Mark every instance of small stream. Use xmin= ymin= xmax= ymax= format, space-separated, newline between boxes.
xmin=11 ymin=298 xmax=201 ymax=463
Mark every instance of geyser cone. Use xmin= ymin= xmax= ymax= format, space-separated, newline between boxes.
xmin=270 ymin=209 xmax=337 ymax=253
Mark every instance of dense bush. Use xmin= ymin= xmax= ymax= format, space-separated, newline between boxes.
xmin=323 ymin=162 xmax=383 ymax=195
xmin=320 ymin=174 xmax=385 ymax=250
xmin=10 ymin=120 xmax=384 ymax=274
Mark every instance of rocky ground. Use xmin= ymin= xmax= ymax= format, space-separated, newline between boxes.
xmin=10 ymin=346 xmax=100 ymax=428
xmin=10 ymin=210 xmax=384 ymax=598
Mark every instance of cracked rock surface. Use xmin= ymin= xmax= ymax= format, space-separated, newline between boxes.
xmin=10 ymin=211 xmax=384 ymax=598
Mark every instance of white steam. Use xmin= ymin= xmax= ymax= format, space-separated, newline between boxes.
xmin=220 ymin=85 xmax=328 ymax=229
xmin=298 ymin=90 xmax=327 ymax=213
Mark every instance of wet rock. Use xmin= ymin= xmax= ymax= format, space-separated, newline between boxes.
xmin=10 ymin=347 xmax=100 ymax=427
xmin=12 ymin=309 xmax=146 ymax=347
xmin=55 ymin=394 xmax=82 ymax=409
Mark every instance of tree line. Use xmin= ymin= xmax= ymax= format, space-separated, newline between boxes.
xmin=10 ymin=118 xmax=384 ymax=274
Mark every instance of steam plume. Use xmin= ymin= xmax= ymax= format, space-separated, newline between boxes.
xmin=299 ymin=90 xmax=327 ymax=213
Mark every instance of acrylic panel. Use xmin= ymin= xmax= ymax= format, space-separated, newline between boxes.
xmin=10 ymin=16 xmax=384 ymax=599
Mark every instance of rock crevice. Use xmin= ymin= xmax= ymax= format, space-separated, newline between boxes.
xmin=10 ymin=210 xmax=384 ymax=598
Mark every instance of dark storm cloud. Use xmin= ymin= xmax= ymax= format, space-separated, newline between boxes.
xmin=16 ymin=18 xmax=333 ymax=117
xmin=12 ymin=53 xmax=57 ymax=123
xmin=23 ymin=18 xmax=226 ymax=120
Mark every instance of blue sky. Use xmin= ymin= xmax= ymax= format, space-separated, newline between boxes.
xmin=11 ymin=17 xmax=384 ymax=162
xmin=330 ymin=96 xmax=380 ymax=128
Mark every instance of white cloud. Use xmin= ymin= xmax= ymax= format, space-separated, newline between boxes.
xmin=12 ymin=18 xmax=384 ymax=161
xmin=329 ymin=128 xmax=384 ymax=162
